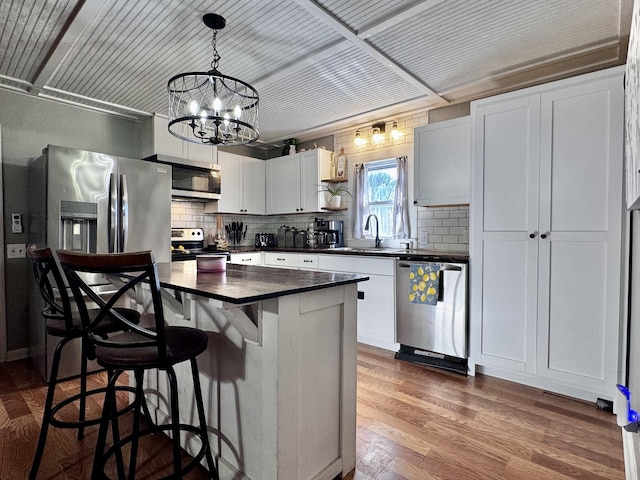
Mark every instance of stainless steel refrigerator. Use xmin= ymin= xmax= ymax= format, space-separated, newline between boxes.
xmin=28 ymin=144 xmax=171 ymax=381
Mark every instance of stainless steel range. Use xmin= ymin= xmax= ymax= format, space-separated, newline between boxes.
xmin=171 ymin=228 xmax=229 ymax=261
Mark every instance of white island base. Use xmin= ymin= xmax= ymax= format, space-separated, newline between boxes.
xmin=140 ymin=281 xmax=358 ymax=480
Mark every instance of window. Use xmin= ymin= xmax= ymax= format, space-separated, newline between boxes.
xmin=366 ymin=158 xmax=398 ymax=238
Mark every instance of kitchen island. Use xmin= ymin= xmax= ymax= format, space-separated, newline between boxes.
xmin=139 ymin=261 xmax=368 ymax=480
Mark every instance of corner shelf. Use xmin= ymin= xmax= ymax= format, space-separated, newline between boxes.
xmin=321 ymin=178 xmax=348 ymax=183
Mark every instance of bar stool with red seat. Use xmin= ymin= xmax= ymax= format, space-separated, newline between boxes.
xmin=57 ymin=249 xmax=217 ymax=480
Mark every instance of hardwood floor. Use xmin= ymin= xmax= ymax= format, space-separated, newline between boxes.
xmin=0 ymin=344 xmax=624 ymax=479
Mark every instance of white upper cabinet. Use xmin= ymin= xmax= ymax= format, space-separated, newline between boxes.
xmin=141 ymin=114 xmax=215 ymax=165
xmin=266 ymin=149 xmax=332 ymax=214
xmin=414 ymin=116 xmax=470 ymax=206
xmin=206 ymin=151 xmax=265 ymax=215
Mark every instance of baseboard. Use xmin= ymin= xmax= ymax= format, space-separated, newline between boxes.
xmin=357 ymin=333 xmax=398 ymax=352
xmin=623 ymin=428 xmax=639 ymax=480
xmin=5 ymin=347 xmax=29 ymax=362
xmin=476 ymin=364 xmax=612 ymax=403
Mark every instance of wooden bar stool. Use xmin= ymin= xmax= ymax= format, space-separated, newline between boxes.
xmin=26 ymin=247 xmax=142 ymax=480
xmin=57 ymin=249 xmax=217 ymax=480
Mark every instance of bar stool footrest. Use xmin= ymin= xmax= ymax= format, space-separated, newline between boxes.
xmin=97 ymin=423 xmax=212 ymax=480
xmin=49 ymin=385 xmax=138 ymax=430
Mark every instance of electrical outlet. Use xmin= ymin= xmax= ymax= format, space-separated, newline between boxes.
xmin=7 ymin=244 xmax=26 ymax=259
xmin=419 ymin=232 xmax=429 ymax=244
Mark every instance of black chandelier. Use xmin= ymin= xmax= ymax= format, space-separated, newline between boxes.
xmin=167 ymin=14 xmax=259 ymax=146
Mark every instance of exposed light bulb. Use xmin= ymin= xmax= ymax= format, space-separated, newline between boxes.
xmin=199 ymin=110 xmax=207 ymax=131
xmin=391 ymin=121 xmax=402 ymax=139
xmin=189 ymin=100 xmax=199 ymax=115
xmin=354 ymin=129 xmax=366 ymax=146
xmin=212 ymin=97 xmax=222 ymax=114
xmin=372 ymin=128 xmax=384 ymax=143
xmin=223 ymin=112 xmax=230 ymax=126
xmin=234 ymin=105 xmax=242 ymax=119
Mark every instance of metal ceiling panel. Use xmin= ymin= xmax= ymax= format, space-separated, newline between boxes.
xmin=0 ymin=0 xmax=632 ymax=143
xmin=369 ymin=0 xmax=625 ymax=99
xmin=257 ymin=44 xmax=426 ymax=140
xmin=47 ymin=0 xmax=342 ymax=115
xmin=0 ymin=0 xmax=79 ymax=81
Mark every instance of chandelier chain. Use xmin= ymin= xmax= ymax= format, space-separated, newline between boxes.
xmin=210 ymin=29 xmax=221 ymax=71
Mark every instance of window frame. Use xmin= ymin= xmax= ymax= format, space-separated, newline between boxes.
xmin=365 ymin=158 xmax=398 ymax=239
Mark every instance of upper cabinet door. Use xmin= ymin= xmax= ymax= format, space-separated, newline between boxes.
xmin=243 ymin=157 xmax=266 ymax=215
xmin=266 ymin=154 xmax=301 ymax=214
xmin=217 ymin=151 xmax=243 ymax=213
xmin=414 ymin=116 xmax=470 ymax=207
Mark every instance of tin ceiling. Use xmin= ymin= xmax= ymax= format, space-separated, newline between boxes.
xmin=0 ymin=0 xmax=632 ymax=146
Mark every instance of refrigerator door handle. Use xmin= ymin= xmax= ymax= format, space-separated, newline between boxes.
xmin=120 ymin=174 xmax=129 ymax=252
xmin=108 ymin=173 xmax=117 ymax=252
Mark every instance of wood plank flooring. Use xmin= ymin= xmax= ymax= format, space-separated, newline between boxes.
xmin=0 ymin=344 xmax=625 ymax=479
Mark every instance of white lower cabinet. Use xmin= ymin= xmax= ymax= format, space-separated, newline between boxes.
xmin=470 ymin=66 xmax=625 ymax=402
xmin=318 ymin=255 xmax=396 ymax=351
xmin=228 ymin=252 xmax=262 ymax=265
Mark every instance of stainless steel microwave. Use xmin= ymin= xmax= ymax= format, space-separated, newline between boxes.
xmin=146 ymin=155 xmax=221 ymax=201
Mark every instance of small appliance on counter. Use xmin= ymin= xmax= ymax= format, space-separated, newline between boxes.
xmin=314 ymin=218 xmax=344 ymax=248
xmin=255 ymin=233 xmax=276 ymax=248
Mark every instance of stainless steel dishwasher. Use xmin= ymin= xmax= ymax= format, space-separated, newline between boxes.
xmin=395 ymin=257 xmax=468 ymax=374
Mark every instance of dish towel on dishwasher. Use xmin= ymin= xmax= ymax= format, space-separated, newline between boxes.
xmin=409 ymin=264 xmax=440 ymax=305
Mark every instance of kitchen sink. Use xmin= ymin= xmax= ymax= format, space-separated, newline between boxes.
xmin=330 ymin=246 xmax=406 ymax=254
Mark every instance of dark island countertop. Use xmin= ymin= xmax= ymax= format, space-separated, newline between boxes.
xmin=155 ymin=261 xmax=369 ymax=305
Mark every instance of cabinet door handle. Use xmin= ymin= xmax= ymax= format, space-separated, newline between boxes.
xmin=541 ymin=232 xmax=550 ymax=239
xmin=529 ymin=232 xmax=537 ymax=238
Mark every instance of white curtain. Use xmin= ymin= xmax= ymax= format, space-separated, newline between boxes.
xmin=392 ymin=155 xmax=409 ymax=239
xmin=352 ymin=163 xmax=369 ymax=238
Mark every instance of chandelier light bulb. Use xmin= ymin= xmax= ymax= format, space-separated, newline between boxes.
xmin=234 ymin=105 xmax=242 ymax=119
xmin=189 ymin=100 xmax=199 ymax=115
xmin=212 ymin=97 xmax=222 ymax=114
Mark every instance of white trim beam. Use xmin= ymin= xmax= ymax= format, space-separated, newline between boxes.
xmin=290 ymin=0 xmax=447 ymax=107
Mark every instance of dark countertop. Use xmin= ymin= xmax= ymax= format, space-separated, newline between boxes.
xmin=156 ymin=261 xmax=369 ymax=305
xmin=231 ymin=246 xmax=469 ymax=263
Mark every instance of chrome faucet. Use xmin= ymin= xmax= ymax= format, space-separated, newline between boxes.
xmin=364 ymin=214 xmax=381 ymax=248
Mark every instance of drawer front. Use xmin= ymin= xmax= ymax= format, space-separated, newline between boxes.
xmin=298 ymin=254 xmax=319 ymax=269
xmin=263 ymin=252 xmax=299 ymax=268
xmin=229 ymin=252 xmax=262 ymax=265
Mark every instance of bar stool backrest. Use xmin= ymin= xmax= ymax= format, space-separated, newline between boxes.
xmin=27 ymin=247 xmax=74 ymax=328
xmin=57 ymin=249 xmax=170 ymax=367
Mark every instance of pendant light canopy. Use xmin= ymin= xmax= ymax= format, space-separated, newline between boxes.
xmin=167 ymin=14 xmax=259 ymax=146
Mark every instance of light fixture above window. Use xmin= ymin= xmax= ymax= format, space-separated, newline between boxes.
xmin=354 ymin=129 xmax=367 ymax=146
xmin=372 ymin=122 xmax=386 ymax=143
xmin=391 ymin=120 xmax=402 ymax=140
xmin=167 ymin=13 xmax=259 ymax=146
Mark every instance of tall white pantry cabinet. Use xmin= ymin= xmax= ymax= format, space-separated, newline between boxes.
xmin=470 ymin=66 xmax=625 ymax=402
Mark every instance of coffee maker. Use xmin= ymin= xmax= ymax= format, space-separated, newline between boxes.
xmin=314 ymin=218 xmax=343 ymax=248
